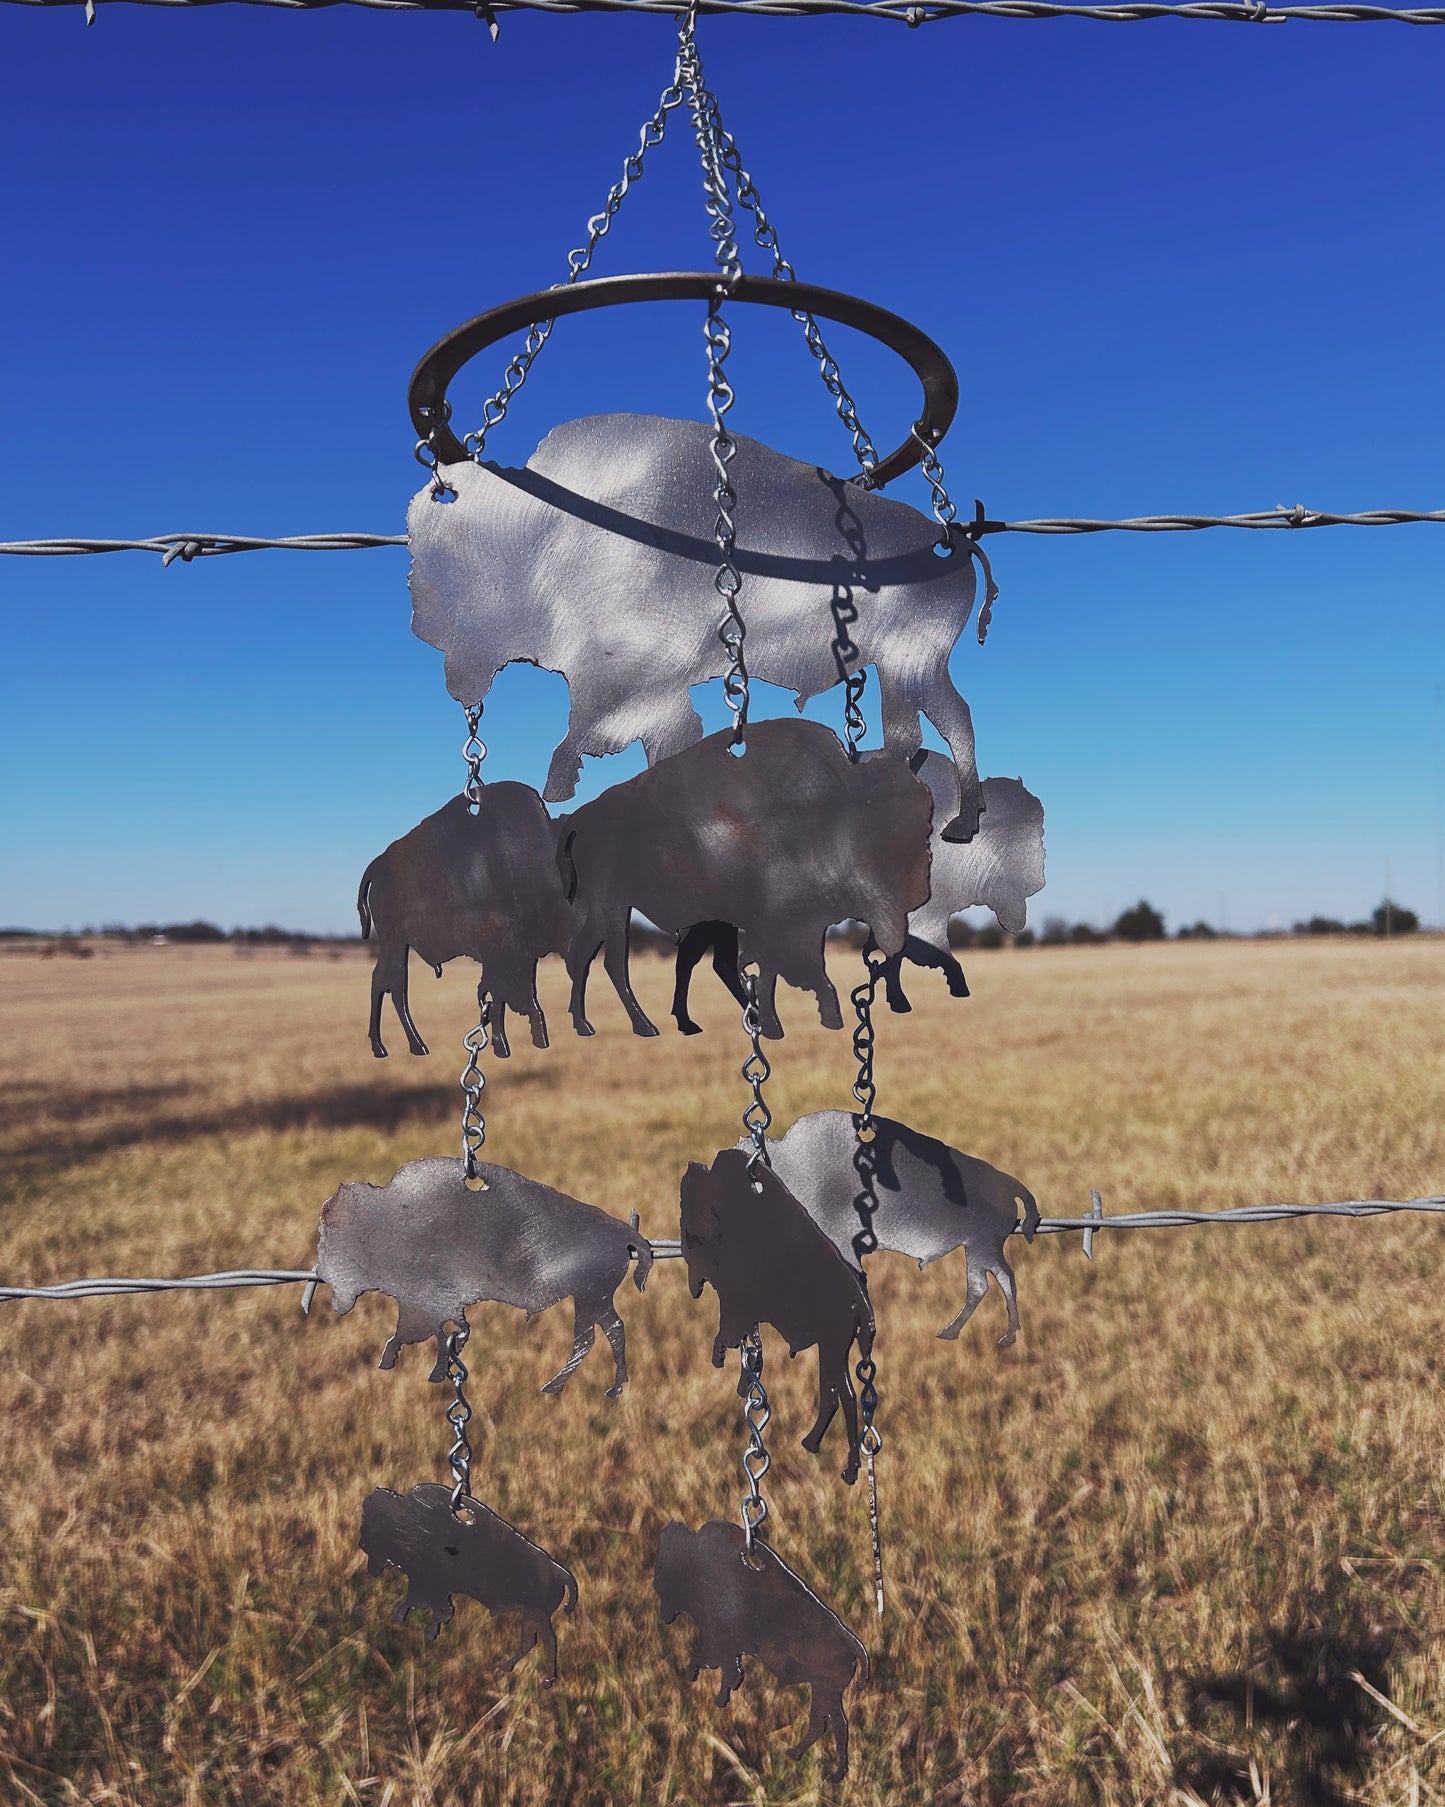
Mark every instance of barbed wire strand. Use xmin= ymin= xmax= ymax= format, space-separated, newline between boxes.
xmin=12 ymin=0 xmax=1445 ymax=22
xmin=2 ymin=1196 xmax=1442 ymax=1302
xmin=3 ymin=506 xmax=1442 ymax=562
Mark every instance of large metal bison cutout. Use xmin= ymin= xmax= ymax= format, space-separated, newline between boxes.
xmin=407 ymin=412 xmax=992 ymax=841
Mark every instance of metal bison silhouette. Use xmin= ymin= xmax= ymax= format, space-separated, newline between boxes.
xmin=357 ymin=785 xmax=572 ymax=1060
xmin=679 ymin=1148 xmax=875 ymax=1483
xmin=760 ymin=1111 xmax=1040 ymax=1346
xmin=315 ymin=1157 xmax=652 ymax=1397
xmin=407 ymin=412 xmax=992 ymax=841
xmin=654 ymin=1518 xmax=868 ymax=1781
xmin=558 ymin=718 xmax=933 ymax=1043
xmin=361 ymin=1483 xmax=577 ymax=1680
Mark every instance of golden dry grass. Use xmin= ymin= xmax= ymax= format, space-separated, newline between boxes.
xmin=1 ymin=935 xmax=1444 ymax=1806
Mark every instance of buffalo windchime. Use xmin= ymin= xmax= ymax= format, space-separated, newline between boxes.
xmin=5 ymin=6 xmax=1442 ymax=1789
xmin=322 ymin=19 xmax=1053 ymax=1772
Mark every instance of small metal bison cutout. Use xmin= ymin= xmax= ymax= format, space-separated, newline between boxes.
xmin=679 ymin=1149 xmax=874 ymax=1483
xmin=654 ymin=1519 xmax=868 ymax=1781
xmin=361 ymin=1483 xmax=576 ymax=1681
xmin=357 ymin=784 xmax=572 ymax=1059
xmin=559 ymin=717 xmax=933 ymax=1042
xmin=761 ymin=1111 xmax=1040 ymax=1345
xmin=315 ymin=1157 xmax=652 ymax=1397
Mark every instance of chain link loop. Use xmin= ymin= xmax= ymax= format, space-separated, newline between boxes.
xmin=739 ymin=970 xmax=773 ymax=1185
xmin=443 ymin=1322 xmax=475 ymax=1517
xmin=739 ymin=1327 xmax=772 ymax=1555
xmin=462 ymin=702 xmax=487 ymax=807
xmin=850 ymin=949 xmax=886 ymax=1611
xmin=415 ymin=399 xmax=457 ymax=500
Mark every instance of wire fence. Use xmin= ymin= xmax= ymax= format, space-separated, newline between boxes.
xmin=4 ymin=505 xmax=1443 ymax=564
xmin=5 ymin=1196 xmax=1442 ymax=1305
xmin=12 ymin=0 xmax=1445 ymax=22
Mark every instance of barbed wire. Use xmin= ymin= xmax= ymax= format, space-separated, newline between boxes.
xmin=11 ymin=0 xmax=1445 ymax=22
xmin=2 ymin=505 xmax=1442 ymax=564
xmin=3 ymin=1197 xmax=1441 ymax=1304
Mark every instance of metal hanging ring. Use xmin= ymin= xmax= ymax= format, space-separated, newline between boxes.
xmin=408 ymin=272 xmax=959 ymax=491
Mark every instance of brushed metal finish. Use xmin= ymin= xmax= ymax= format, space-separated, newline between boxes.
xmin=406 ymin=412 xmax=986 ymax=840
xmin=361 ymin=1482 xmax=577 ymax=1679
xmin=654 ymin=1518 xmax=868 ymax=1781
xmin=357 ymin=786 xmax=573 ymax=1059
xmin=759 ymin=1111 xmax=1041 ymax=1345
xmin=678 ymin=1148 xmax=875 ymax=1484
xmin=558 ymin=717 xmax=933 ymax=1041
xmin=317 ymin=1157 xmax=653 ymax=1397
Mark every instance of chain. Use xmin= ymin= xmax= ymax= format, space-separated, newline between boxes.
xmin=679 ymin=20 xmax=751 ymax=743
xmin=739 ymin=1328 xmax=772 ymax=1556
xmin=443 ymin=1323 xmax=475 ymax=1517
xmin=911 ymin=423 xmax=959 ymax=553
xmin=462 ymin=702 xmax=487 ymax=807
xmin=414 ymin=398 xmax=457 ymax=501
xmin=850 ymin=949 xmax=886 ymax=1612
xmin=461 ymin=984 xmax=490 ymax=1183
xmin=739 ymin=971 xmax=773 ymax=1185
xmin=700 ymin=88 xmax=879 ymax=483
xmin=462 ymin=73 xmax=687 ymax=457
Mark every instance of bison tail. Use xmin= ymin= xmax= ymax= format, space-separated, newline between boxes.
xmin=852 ymin=1632 xmax=871 ymax=1686
xmin=555 ymin=826 xmax=580 ymax=905
xmin=562 ymin=1566 xmax=579 ymax=1616
xmin=630 ymin=1237 xmax=655 ymax=1293
xmin=1016 ymin=1184 xmax=1041 ymax=1242
xmin=356 ymin=859 xmax=380 ymax=941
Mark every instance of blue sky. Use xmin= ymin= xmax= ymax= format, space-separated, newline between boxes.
xmin=1 ymin=4 xmax=1441 ymax=934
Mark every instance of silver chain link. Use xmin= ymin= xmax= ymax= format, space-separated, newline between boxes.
xmin=461 ymin=984 xmax=490 ymax=1182
xmin=739 ymin=1327 xmax=772 ymax=1555
xmin=462 ymin=701 xmax=487 ymax=807
xmin=850 ymin=949 xmax=886 ymax=1613
xmin=462 ymin=71 xmax=688 ymax=459
xmin=739 ymin=971 xmax=773 ymax=1185
xmin=443 ymin=1323 xmax=475 ymax=1516
xmin=414 ymin=398 xmax=458 ymax=501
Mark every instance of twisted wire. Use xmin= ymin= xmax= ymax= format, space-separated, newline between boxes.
xmin=16 ymin=0 xmax=1445 ymax=20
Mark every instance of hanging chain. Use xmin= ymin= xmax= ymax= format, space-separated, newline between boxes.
xmin=698 ymin=86 xmax=879 ymax=484
xmin=850 ymin=949 xmax=887 ymax=1614
xmin=462 ymin=69 xmax=687 ymax=458
xmin=911 ymin=423 xmax=959 ymax=555
xmin=443 ymin=1323 xmax=475 ymax=1517
xmin=740 ymin=971 xmax=773 ymax=1185
xmin=681 ymin=19 xmax=751 ymax=743
xmin=414 ymin=398 xmax=457 ymax=502
xmin=739 ymin=1328 xmax=772 ymax=1556
xmin=461 ymin=983 xmax=490 ymax=1183
xmin=462 ymin=701 xmax=487 ymax=808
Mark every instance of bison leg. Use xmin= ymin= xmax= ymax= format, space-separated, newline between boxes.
xmin=671 ymin=923 xmax=714 ymax=1035
xmin=368 ymin=957 xmax=390 ymax=1057
xmin=389 ymin=950 xmax=431 ymax=1058
xmin=541 ymin=1302 xmax=596 ymax=1397
xmin=598 ymin=1300 xmax=628 ymax=1399
xmin=909 ymin=673 xmax=984 ymax=844
xmin=543 ymin=731 xmax=585 ymax=805
xmin=938 ymin=1256 xmax=1003 ymax=1343
xmin=788 ymin=1689 xmax=850 ymax=1783
xmin=490 ymin=998 xmax=512 ymax=1060
xmin=801 ymin=1341 xmax=861 ymax=1485
xmin=371 ymin=946 xmax=430 ymax=1058
xmin=714 ymin=1650 xmax=744 ymax=1707
xmin=565 ymin=918 xmax=605 ymax=1037
xmin=894 ymin=932 xmax=969 ymax=1006
xmin=601 ymin=916 xmax=659 ymax=1038
xmin=751 ymin=964 xmax=787 ymax=1040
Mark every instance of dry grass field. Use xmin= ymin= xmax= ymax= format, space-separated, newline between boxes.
xmin=1 ymin=935 xmax=1444 ymax=1806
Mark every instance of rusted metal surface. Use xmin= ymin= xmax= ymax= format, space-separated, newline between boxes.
xmin=361 ymin=1483 xmax=576 ymax=1679
xmin=761 ymin=1111 xmax=1041 ymax=1345
xmin=406 ymin=412 xmax=988 ymax=838
xmin=654 ymin=1518 xmax=868 ymax=1781
xmin=678 ymin=1148 xmax=875 ymax=1483
xmin=357 ymin=786 xmax=572 ymax=1059
xmin=317 ymin=1157 xmax=652 ymax=1397
xmin=558 ymin=718 xmax=933 ymax=1041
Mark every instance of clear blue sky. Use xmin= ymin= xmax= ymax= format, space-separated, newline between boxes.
xmin=1 ymin=4 xmax=1441 ymax=934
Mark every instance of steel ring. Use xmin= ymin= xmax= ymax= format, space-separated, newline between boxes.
xmin=408 ymin=272 xmax=959 ymax=490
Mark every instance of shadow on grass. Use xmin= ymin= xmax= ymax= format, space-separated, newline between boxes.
xmin=1180 ymin=1618 xmax=1397 ymax=1806
xmin=0 ymin=1070 xmax=557 ymax=1196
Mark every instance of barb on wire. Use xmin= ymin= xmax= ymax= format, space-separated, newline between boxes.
xmin=17 ymin=0 xmax=1445 ymax=23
